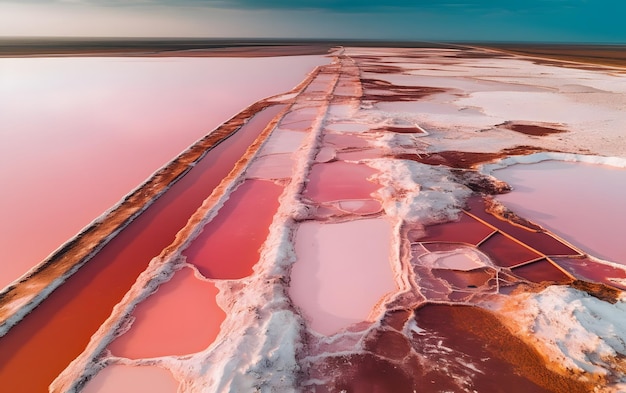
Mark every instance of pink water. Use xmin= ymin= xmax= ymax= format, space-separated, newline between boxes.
xmin=108 ymin=267 xmax=225 ymax=358
xmin=246 ymin=154 xmax=295 ymax=179
xmin=303 ymin=161 xmax=379 ymax=203
xmin=0 ymin=106 xmax=282 ymax=393
xmin=494 ymin=161 xmax=626 ymax=263
xmin=290 ymin=219 xmax=395 ymax=335
xmin=0 ymin=55 xmax=328 ymax=290
xmin=82 ymin=365 xmax=178 ymax=393
xmin=183 ymin=179 xmax=284 ymax=279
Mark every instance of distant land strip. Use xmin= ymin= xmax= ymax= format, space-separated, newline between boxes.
xmin=476 ymin=43 xmax=626 ymax=69
xmin=0 ymin=38 xmax=457 ymax=57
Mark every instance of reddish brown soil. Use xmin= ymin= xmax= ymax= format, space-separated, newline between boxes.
xmin=483 ymin=197 xmax=544 ymax=230
xmin=0 ymin=41 xmax=332 ymax=58
xmin=358 ymin=63 xmax=408 ymax=74
xmin=570 ymin=280 xmax=623 ymax=304
xmin=394 ymin=145 xmax=549 ymax=169
xmin=478 ymin=44 xmax=626 ymax=69
xmin=500 ymin=121 xmax=567 ymax=136
xmin=360 ymin=78 xmax=449 ymax=101
xmin=308 ymin=305 xmax=593 ymax=392
xmin=446 ymin=51 xmax=511 ymax=59
xmin=411 ymin=304 xmax=594 ymax=393
xmin=372 ymin=125 xmax=425 ymax=134
xmin=452 ymin=169 xmax=511 ymax=195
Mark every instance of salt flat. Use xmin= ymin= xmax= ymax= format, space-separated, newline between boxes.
xmin=2 ymin=45 xmax=625 ymax=392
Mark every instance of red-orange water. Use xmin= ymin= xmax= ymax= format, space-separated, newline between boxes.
xmin=183 ymin=179 xmax=284 ymax=279
xmin=0 ymin=106 xmax=282 ymax=393
xmin=411 ymin=212 xmax=494 ymax=244
xmin=108 ymin=267 xmax=225 ymax=358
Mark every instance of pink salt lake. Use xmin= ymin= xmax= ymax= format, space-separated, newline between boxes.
xmin=303 ymin=161 xmax=380 ymax=203
xmin=0 ymin=54 xmax=328 ymax=290
xmin=494 ymin=160 xmax=626 ymax=264
xmin=290 ymin=219 xmax=396 ymax=335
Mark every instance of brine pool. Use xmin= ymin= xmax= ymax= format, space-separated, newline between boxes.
xmin=493 ymin=159 xmax=626 ymax=265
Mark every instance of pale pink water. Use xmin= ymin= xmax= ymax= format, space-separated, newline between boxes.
xmin=303 ymin=161 xmax=379 ymax=203
xmin=494 ymin=161 xmax=626 ymax=264
xmin=108 ymin=267 xmax=225 ymax=358
xmin=246 ymin=154 xmax=295 ymax=179
xmin=0 ymin=55 xmax=328 ymax=289
xmin=290 ymin=219 xmax=396 ymax=335
xmin=82 ymin=365 xmax=178 ymax=393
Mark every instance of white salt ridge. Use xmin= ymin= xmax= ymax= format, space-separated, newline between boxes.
xmin=480 ymin=151 xmax=626 ymax=174
xmin=497 ymin=286 xmax=626 ymax=390
xmin=368 ymin=158 xmax=472 ymax=226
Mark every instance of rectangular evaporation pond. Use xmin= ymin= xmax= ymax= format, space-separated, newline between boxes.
xmin=336 ymin=149 xmax=384 ymax=161
xmin=510 ymin=260 xmax=571 ymax=284
xmin=183 ymin=179 xmax=284 ymax=280
xmin=303 ymin=161 xmax=380 ymax=203
xmin=465 ymin=198 xmax=579 ymax=256
xmin=324 ymin=133 xmax=371 ymax=149
xmin=478 ymin=233 xmax=542 ymax=268
xmin=411 ymin=213 xmax=494 ymax=245
xmin=82 ymin=365 xmax=178 ymax=393
xmin=107 ymin=267 xmax=225 ymax=359
xmin=0 ymin=105 xmax=283 ymax=393
xmin=289 ymin=219 xmax=396 ymax=336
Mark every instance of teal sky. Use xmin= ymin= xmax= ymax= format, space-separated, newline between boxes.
xmin=1 ymin=0 xmax=624 ymax=43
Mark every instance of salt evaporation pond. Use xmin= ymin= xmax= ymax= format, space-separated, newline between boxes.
xmin=0 ymin=54 xmax=329 ymax=290
xmin=290 ymin=219 xmax=396 ymax=335
xmin=494 ymin=160 xmax=626 ymax=264
xmin=107 ymin=267 xmax=225 ymax=359
xmin=82 ymin=365 xmax=179 ymax=393
xmin=0 ymin=105 xmax=284 ymax=393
